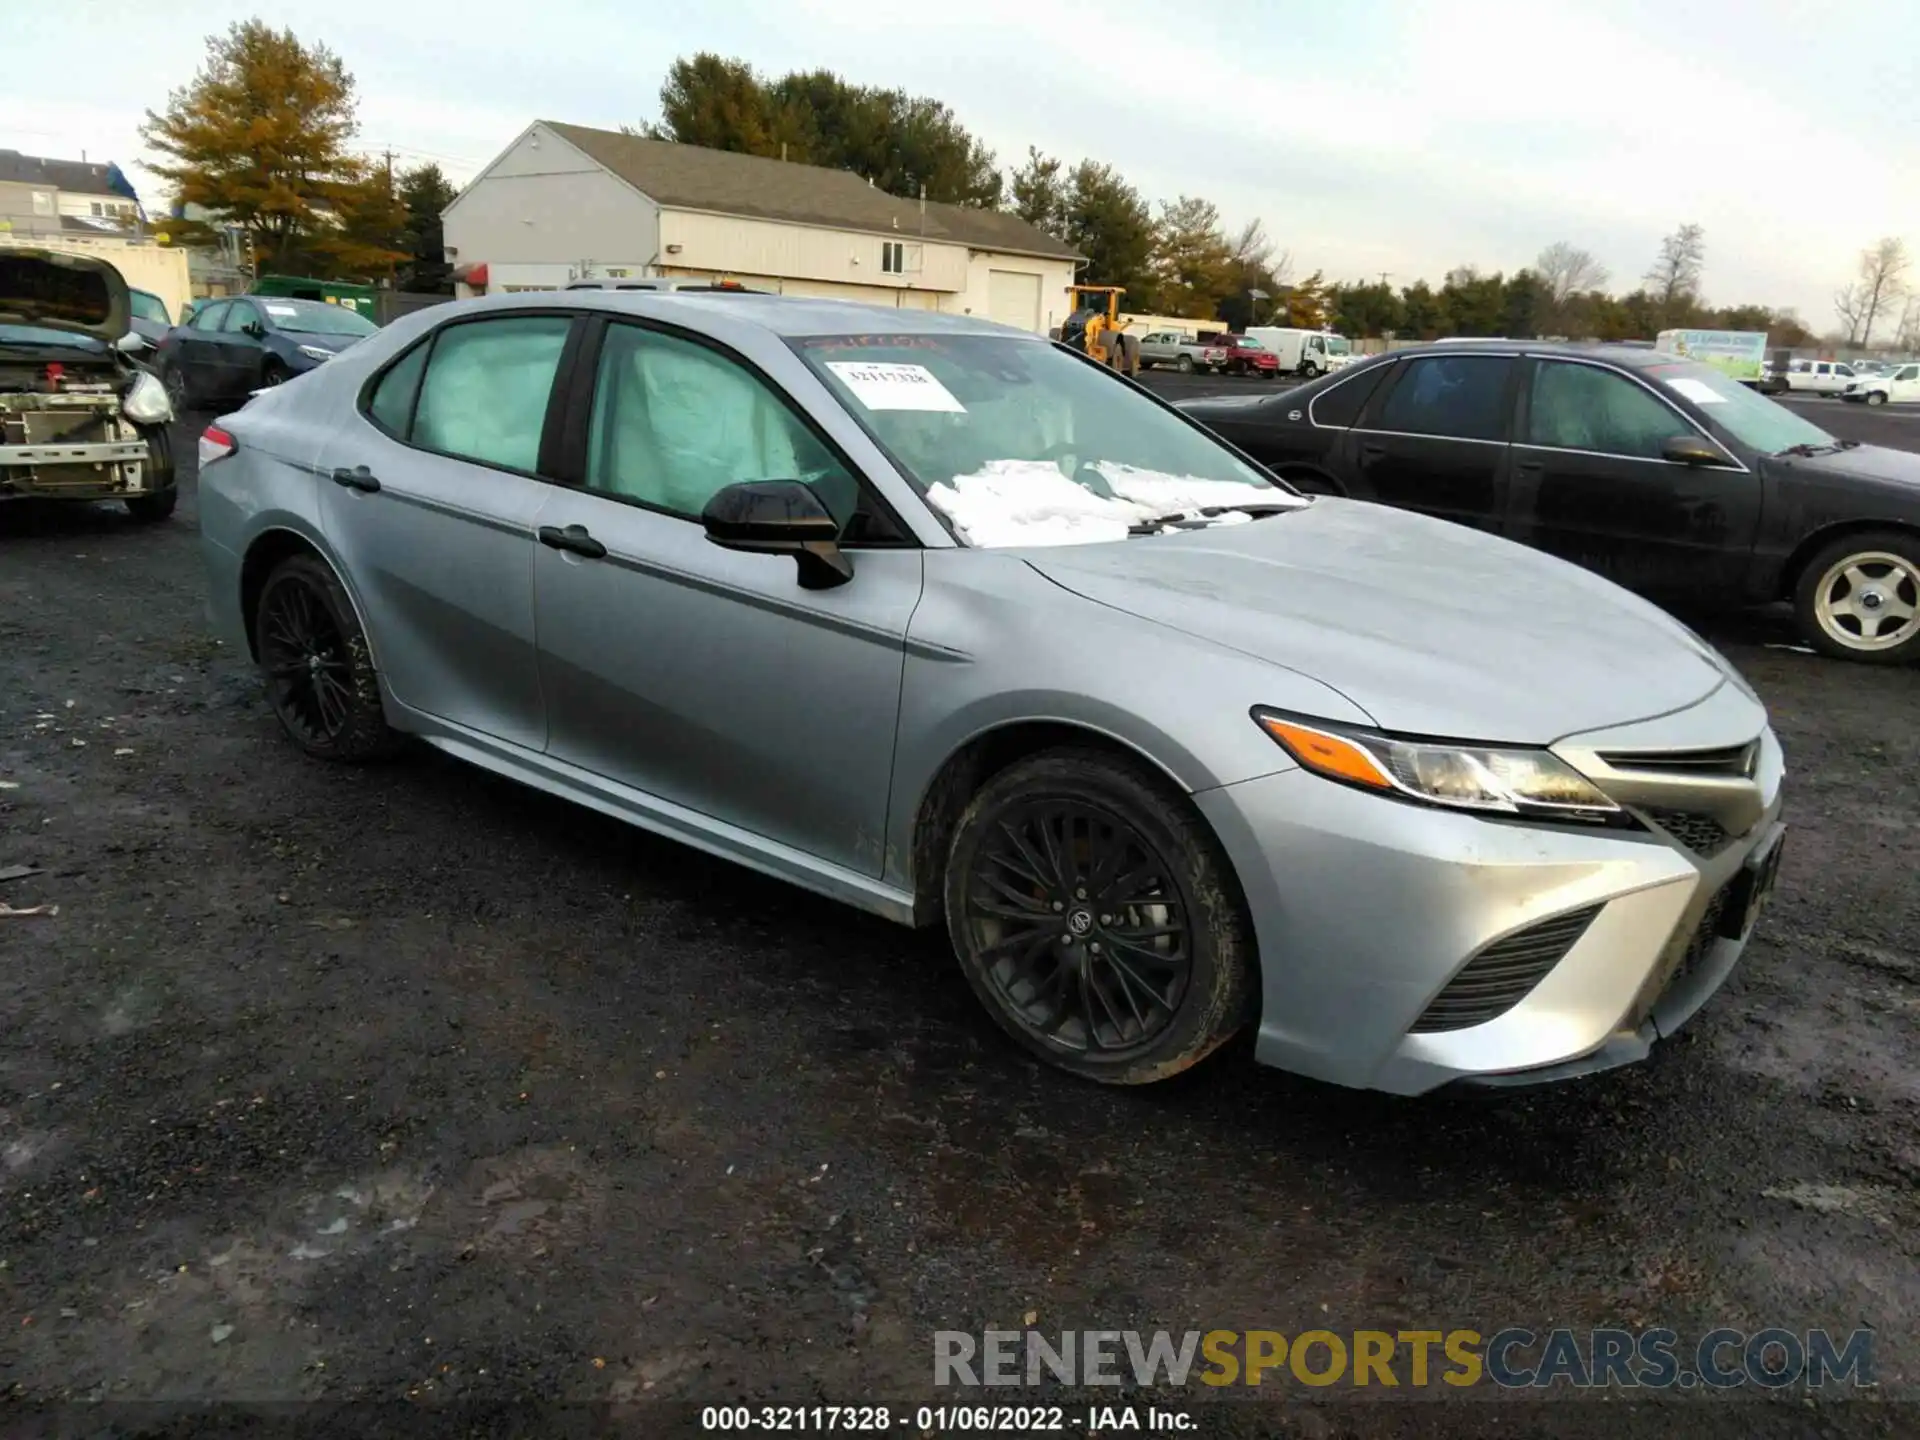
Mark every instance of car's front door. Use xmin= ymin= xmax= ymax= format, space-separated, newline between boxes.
xmin=1888 ymin=364 xmax=1920 ymax=402
xmin=313 ymin=311 xmax=578 ymax=752
xmin=1342 ymin=353 xmax=1517 ymax=533
xmin=530 ymin=318 xmax=922 ymax=876
xmin=1506 ymin=357 xmax=1760 ymax=600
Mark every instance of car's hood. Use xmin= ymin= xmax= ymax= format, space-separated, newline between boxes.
xmin=0 ymin=249 xmax=129 ymax=342
xmin=1770 ymin=442 xmax=1920 ymax=487
xmin=1021 ymin=498 xmax=1729 ymax=744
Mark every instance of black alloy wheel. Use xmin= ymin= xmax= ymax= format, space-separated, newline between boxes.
xmin=253 ymin=554 xmax=399 ymax=760
xmin=945 ymin=750 xmax=1252 ymax=1084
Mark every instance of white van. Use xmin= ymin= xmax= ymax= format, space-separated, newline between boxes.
xmin=1243 ymin=327 xmax=1352 ymax=377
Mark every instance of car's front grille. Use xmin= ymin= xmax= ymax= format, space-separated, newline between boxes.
xmin=1644 ymin=806 xmax=1735 ymax=856
xmin=1410 ymin=904 xmax=1603 ymax=1034
xmin=1596 ymin=742 xmax=1758 ymax=778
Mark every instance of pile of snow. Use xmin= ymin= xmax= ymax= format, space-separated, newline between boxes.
xmin=925 ymin=459 xmax=1295 ymax=549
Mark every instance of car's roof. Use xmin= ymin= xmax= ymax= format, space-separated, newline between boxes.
xmin=462 ymin=287 xmax=1043 ymax=341
xmin=1350 ymin=340 xmax=1699 ymax=370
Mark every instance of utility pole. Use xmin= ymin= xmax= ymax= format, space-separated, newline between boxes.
xmin=1378 ymin=272 xmax=1391 ymax=288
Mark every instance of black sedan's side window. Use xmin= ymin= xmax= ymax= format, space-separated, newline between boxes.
xmin=1369 ymin=356 xmax=1513 ymax=442
xmin=1527 ymin=362 xmax=1690 ymax=461
xmin=410 ymin=316 xmax=573 ymax=473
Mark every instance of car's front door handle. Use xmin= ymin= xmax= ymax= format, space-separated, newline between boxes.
xmin=538 ymin=523 xmax=607 ymax=559
xmin=330 ymin=466 xmax=381 ymax=493
xmin=1359 ymin=441 xmax=1387 ymax=459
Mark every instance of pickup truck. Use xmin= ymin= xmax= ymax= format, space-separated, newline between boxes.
xmin=1198 ymin=333 xmax=1282 ymax=377
xmin=1137 ymin=331 xmax=1227 ymax=373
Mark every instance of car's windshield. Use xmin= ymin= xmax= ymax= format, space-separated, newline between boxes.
xmin=1646 ymin=361 xmax=1836 ymax=452
xmin=259 ymin=300 xmax=377 ymax=336
xmin=0 ymin=323 xmax=108 ymax=352
xmin=795 ymin=333 xmax=1293 ymax=547
xmin=128 ymin=290 xmax=169 ymax=325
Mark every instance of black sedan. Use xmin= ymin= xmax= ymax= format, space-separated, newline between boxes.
xmin=153 ymin=295 xmax=376 ymax=409
xmin=1178 ymin=342 xmax=1920 ymax=664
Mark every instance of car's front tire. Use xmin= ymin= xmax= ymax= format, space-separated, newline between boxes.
xmin=1795 ymin=531 xmax=1920 ymax=663
xmin=253 ymin=553 xmax=402 ymax=760
xmin=943 ymin=748 xmax=1253 ymax=1085
xmin=124 ymin=425 xmax=177 ymax=523
xmin=1866 ymin=391 xmax=1887 ymax=406
xmin=160 ymin=361 xmax=193 ymax=414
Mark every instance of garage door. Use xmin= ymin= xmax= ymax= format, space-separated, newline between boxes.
xmin=987 ymin=270 xmax=1042 ymax=332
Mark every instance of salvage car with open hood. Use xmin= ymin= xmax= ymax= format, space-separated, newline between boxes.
xmin=0 ymin=248 xmax=177 ymax=521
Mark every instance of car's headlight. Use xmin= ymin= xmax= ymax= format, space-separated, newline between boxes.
xmin=1253 ymin=710 xmax=1621 ymax=820
xmin=121 ymin=370 xmax=173 ymax=426
xmin=298 ymin=344 xmax=334 ymax=361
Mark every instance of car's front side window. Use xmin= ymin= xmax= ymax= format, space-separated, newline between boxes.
xmin=222 ymin=302 xmax=259 ymax=334
xmin=1370 ymin=356 xmax=1514 ymax=442
xmin=1526 ymin=361 xmax=1691 ymax=460
xmin=192 ymin=301 xmax=230 ymax=331
xmin=586 ymin=323 xmax=858 ymax=525
xmin=411 ymin=315 xmax=572 ymax=473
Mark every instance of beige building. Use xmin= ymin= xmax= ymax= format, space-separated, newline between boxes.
xmin=0 ymin=150 xmax=190 ymax=320
xmin=442 ymin=123 xmax=1081 ymax=333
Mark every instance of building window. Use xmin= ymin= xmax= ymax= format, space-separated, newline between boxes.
xmin=882 ymin=241 xmax=904 ymax=274
xmin=90 ymin=201 xmax=104 ymax=216
xmin=32 ymin=191 xmax=53 ymax=215
xmin=606 ymin=268 xmax=630 ymax=278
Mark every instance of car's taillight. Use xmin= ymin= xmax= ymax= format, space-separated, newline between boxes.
xmin=198 ymin=425 xmax=237 ymax=469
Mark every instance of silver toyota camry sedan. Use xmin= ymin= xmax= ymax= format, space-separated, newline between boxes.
xmin=197 ymin=292 xmax=1786 ymax=1094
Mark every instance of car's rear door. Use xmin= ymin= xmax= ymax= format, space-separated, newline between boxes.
xmin=1341 ymin=352 xmax=1518 ymax=533
xmin=174 ymin=299 xmax=230 ymax=392
xmin=1505 ymin=356 xmax=1758 ymax=599
xmin=528 ymin=315 xmax=922 ymax=876
xmin=213 ymin=299 xmax=268 ymax=399
xmin=311 ymin=310 xmax=580 ymax=753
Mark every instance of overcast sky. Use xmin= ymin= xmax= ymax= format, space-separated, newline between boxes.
xmin=7 ymin=0 xmax=1915 ymax=326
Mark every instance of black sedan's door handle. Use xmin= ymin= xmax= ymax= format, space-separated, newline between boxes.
xmin=330 ymin=466 xmax=381 ymax=493
xmin=537 ymin=524 xmax=607 ymax=559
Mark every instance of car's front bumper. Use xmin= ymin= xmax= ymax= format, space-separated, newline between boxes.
xmin=1195 ymin=683 xmax=1784 ymax=1095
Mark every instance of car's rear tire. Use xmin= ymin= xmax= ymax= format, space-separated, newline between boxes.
xmin=161 ymin=362 xmax=193 ymax=414
xmin=943 ymin=748 xmax=1254 ymax=1085
xmin=1794 ymin=530 xmax=1920 ymax=663
xmin=1176 ymin=355 xmax=1195 ymax=374
xmin=253 ymin=553 xmax=402 ymax=760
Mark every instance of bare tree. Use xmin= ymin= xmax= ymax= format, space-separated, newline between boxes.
xmin=1644 ymin=223 xmax=1706 ymax=315
xmin=1899 ymin=294 xmax=1920 ymax=351
xmin=1230 ymin=217 xmax=1274 ymax=270
xmin=1851 ymin=236 xmax=1910 ymax=347
xmin=1535 ymin=241 xmax=1609 ymax=304
xmin=1834 ymin=282 xmax=1869 ymax=345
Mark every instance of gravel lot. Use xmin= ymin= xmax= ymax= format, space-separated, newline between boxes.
xmin=1 ymin=390 xmax=1916 ymax=1436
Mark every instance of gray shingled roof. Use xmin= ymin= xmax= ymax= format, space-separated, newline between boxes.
xmin=541 ymin=122 xmax=1079 ymax=263
xmin=0 ymin=150 xmax=116 ymax=195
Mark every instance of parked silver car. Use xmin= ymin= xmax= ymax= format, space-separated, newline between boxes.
xmin=197 ymin=293 xmax=1786 ymax=1094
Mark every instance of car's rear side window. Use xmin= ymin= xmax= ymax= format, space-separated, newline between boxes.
xmin=366 ymin=340 xmax=430 ymax=438
xmin=1370 ymin=356 xmax=1513 ymax=442
xmin=1308 ymin=363 xmax=1391 ymax=428
xmin=411 ymin=316 xmax=572 ymax=473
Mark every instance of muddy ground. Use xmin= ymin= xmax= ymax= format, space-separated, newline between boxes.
xmin=0 ymin=407 xmax=1915 ymax=1439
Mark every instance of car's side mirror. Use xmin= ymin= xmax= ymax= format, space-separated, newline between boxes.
xmin=701 ymin=479 xmax=853 ymax=590
xmin=1662 ymin=435 xmax=1728 ymax=467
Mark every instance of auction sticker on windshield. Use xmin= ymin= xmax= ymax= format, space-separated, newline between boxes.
xmin=1666 ymin=377 xmax=1727 ymax=405
xmin=265 ymin=304 xmax=300 ymax=318
xmin=825 ymin=361 xmax=966 ymax=413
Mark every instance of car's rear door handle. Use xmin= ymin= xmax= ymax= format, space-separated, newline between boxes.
xmin=330 ymin=466 xmax=381 ymax=493
xmin=1359 ymin=441 xmax=1387 ymax=459
xmin=537 ymin=523 xmax=607 ymax=559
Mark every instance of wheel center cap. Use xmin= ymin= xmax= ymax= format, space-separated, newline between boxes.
xmin=1066 ymin=908 xmax=1095 ymax=937
xmin=1860 ymin=589 xmax=1886 ymax=611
